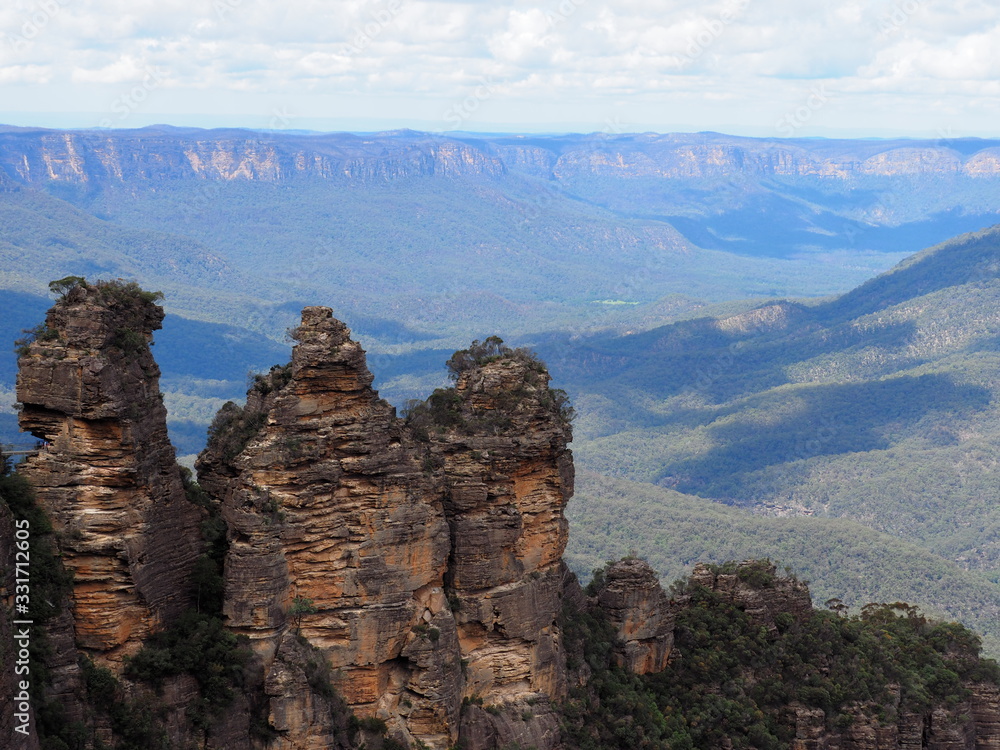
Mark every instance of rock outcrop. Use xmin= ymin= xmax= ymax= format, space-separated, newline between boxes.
xmin=9 ymin=293 xmax=1000 ymax=750
xmin=195 ymin=316 xmax=578 ymax=749
xmin=790 ymin=685 xmax=1000 ymax=750
xmin=197 ymin=307 xmax=459 ymax=749
xmin=595 ymin=558 xmax=673 ymax=675
xmin=689 ymin=559 xmax=813 ymax=631
xmin=15 ymin=281 xmax=203 ymax=665
xmin=424 ymin=349 xmax=575 ymax=745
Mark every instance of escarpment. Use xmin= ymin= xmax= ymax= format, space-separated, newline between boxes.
xmin=14 ymin=281 xmax=202 ymax=666
xmin=7 ymin=294 xmax=1000 ymax=750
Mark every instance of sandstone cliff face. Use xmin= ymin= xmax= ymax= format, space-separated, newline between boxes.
xmin=424 ymin=353 xmax=575 ymax=746
xmin=4 ymin=129 xmax=1000 ymax=192
xmin=195 ymin=314 xmax=578 ymax=750
xmin=197 ymin=307 xmax=461 ymax=749
xmin=689 ymin=559 xmax=813 ymax=631
xmin=595 ymin=558 xmax=673 ymax=675
xmin=790 ymin=689 xmax=1000 ymax=750
xmin=15 ymin=282 xmax=202 ymax=665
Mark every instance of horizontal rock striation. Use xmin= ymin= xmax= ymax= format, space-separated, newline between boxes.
xmin=15 ymin=281 xmax=202 ymax=665
xmin=196 ymin=318 xmax=579 ymax=749
xmin=423 ymin=352 xmax=576 ymax=748
xmin=197 ymin=307 xmax=461 ymax=749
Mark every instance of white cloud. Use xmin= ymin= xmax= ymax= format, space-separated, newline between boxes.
xmin=1 ymin=0 xmax=1000 ymax=135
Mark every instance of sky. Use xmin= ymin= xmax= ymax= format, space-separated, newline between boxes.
xmin=1 ymin=0 xmax=999 ymax=138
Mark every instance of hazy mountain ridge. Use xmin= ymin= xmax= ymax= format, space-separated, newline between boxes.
xmin=3 ymin=126 xmax=1000 ymax=263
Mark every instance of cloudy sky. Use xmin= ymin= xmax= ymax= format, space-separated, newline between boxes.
xmin=1 ymin=0 xmax=998 ymax=137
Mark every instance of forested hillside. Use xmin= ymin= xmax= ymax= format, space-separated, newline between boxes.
xmin=551 ymin=226 xmax=1000 ymax=653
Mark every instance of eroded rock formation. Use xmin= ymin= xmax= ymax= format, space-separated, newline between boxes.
xmin=15 ymin=281 xmax=202 ymax=666
xmin=8 ymin=294 xmax=1000 ymax=750
xmin=195 ymin=313 xmax=579 ymax=749
xmin=425 ymin=349 xmax=575 ymax=745
xmin=197 ymin=307 xmax=459 ymax=749
xmin=595 ymin=558 xmax=673 ymax=675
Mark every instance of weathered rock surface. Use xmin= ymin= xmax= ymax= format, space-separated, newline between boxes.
xmin=791 ymin=694 xmax=995 ymax=750
xmin=972 ymin=684 xmax=1000 ymax=750
xmin=15 ymin=282 xmax=203 ymax=666
xmin=690 ymin=559 xmax=813 ymax=631
xmin=196 ymin=317 xmax=579 ymax=749
xmin=425 ymin=352 xmax=575 ymax=748
xmin=197 ymin=307 xmax=461 ymax=749
xmin=596 ymin=558 xmax=673 ymax=675
xmin=14 ymin=295 xmax=997 ymax=750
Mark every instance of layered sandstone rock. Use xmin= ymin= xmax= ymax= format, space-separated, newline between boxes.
xmin=972 ymin=684 xmax=1000 ymax=750
xmin=15 ymin=281 xmax=202 ymax=666
xmin=422 ymin=352 xmax=574 ymax=747
xmin=595 ymin=558 xmax=673 ymax=674
xmin=196 ymin=318 xmax=578 ymax=750
xmin=197 ymin=307 xmax=460 ymax=749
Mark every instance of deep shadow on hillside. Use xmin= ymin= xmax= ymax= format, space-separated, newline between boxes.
xmin=658 ymin=373 xmax=991 ymax=500
xmin=545 ymin=309 xmax=921 ymax=409
xmin=819 ymin=224 xmax=1000 ymax=322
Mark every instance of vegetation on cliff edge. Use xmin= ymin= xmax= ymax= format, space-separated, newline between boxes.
xmin=559 ymin=562 xmax=1000 ymax=750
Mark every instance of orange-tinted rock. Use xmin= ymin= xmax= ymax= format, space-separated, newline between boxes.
xmin=197 ymin=307 xmax=461 ymax=748
xmin=426 ymin=354 xmax=575 ymax=748
xmin=15 ymin=282 xmax=202 ymax=666
xmin=196 ymin=321 xmax=578 ymax=749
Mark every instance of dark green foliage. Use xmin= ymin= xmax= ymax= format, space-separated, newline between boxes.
xmin=206 ymin=400 xmax=268 ymax=462
xmin=303 ymin=649 xmax=336 ymax=700
xmin=0 ymin=469 xmax=71 ymax=622
xmin=404 ymin=388 xmax=466 ymax=439
xmin=289 ymin=595 xmax=318 ymax=633
xmin=179 ymin=467 xmax=228 ymax=615
xmin=1 ymin=465 xmax=77 ymax=748
xmin=14 ymin=321 xmax=59 ymax=356
xmin=112 ymin=326 xmax=146 ymax=355
xmin=249 ymin=363 xmax=292 ymax=395
xmin=559 ymin=566 xmax=1000 ymax=750
xmin=81 ymin=656 xmax=169 ymax=750
xmin=89 ymin=279 xmax=164 ymax=307
xmin=48 ymin=275 xmax=88 ymax=297
xmin=351 ymin=715 xmax=389 ymax=734
xmin=124 ymin=610 xmax=251 ymax=727
xmin=405 ymin=337 xmax=573 ymax=440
